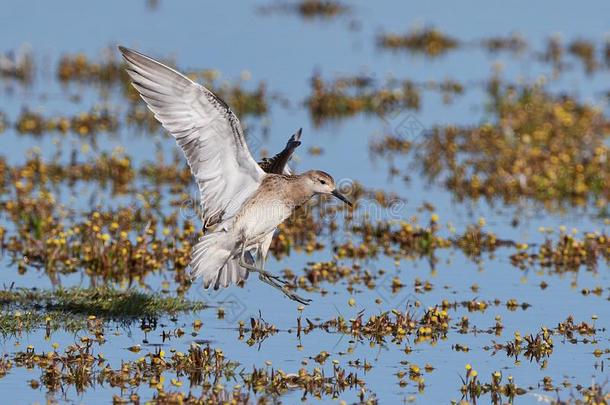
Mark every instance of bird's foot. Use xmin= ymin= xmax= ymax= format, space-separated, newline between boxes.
xmin=280 ymin=287 xmax=312 ymax=305
xmin=255 ymin=270 xmax=287 ymax=285
xmin=257 ymin=273 xmax=312 ymax=305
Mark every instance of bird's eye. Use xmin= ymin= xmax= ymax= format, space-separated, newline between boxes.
xmin=319 ymin=179 xmax=326 ymax=185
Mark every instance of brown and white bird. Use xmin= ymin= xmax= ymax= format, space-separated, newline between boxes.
xmin=119 ymin=46 xmax=351 ymax=304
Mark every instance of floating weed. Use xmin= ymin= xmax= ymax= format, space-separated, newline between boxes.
xmin=14 ymin=341 xmax=103 ymax=393
xmin=0 ymin=111 xmax=6 ymax=133
xmin=104 ymin=343 xmax=369 ymax=401
xmin=0 ymin=46 xmax=33 ymax=82
xmin=369 ymin=135 xmax=412 ymax=158
xmin=544 ymin=36 xmax=565 ymax=72
xmin=0 ymin=149 xmax=194 ymax=197
xmin=458 ymin=366 xmax=527 ymax=403
xmin=300 ymin=305 xmax=450 ymax=346
xmin=306 ymin=73 xmax=420 ymax=126
xmin=307 ymin=73 xmax=466 ymax=125
xmin=145 ymin=388 xmax=251 ymax=404
xmin=1 ymin=187 xmax=197 ymax=286
xmin=568 ymin=39 xmax=598 ymax=75
xmin=378 ymin=27 xmax=459 ymax=56
xmin=56 ymin=51 xmax=268 ymax=118
xmin=101 ymin=344 xmax=239 ymax=390
xmin=492 ymin=329 xmax=555 ymax=363
xmin=0 ymin=354 xmax=12 ymax=377
xmin=298 ymin=260 xmax=367 ymax=292
xmin=296 ymin=0 xmax=348 ymax=18
xmin=3 ymin=159 xmax=608 ymax=291
xmin=416 ymin=80 xmax=610 ymax=209
xmin=334 ymin=218 xmax=511 ymax=266
xmin=450 ymin=298 xmax=530 ymax=314
xmin=487 ymin=316 xmax=599 ymax=363
xmin=376 ymin=30 xmax=607 ymax=76
xmin=57 ymin=52 xmax=126 ymax=84
xmin=454 ymin=223 xmax=511 ymax=260
xmin=395 ymin=362 xmax=426 ymax=393
xmin=337 ymin=218 xmax=449 ymax=260
xmin=238 ymin=316 xmax=279 ymax=346
xmin=0 ymin=310 xmax=90 ymax=337
xmin=0 ymin=152 xmax=135 ymax=194
xmin=258 ymin=0 xmax=349 ymax=19
xmin=482 ymin=33 xmax=527 ymax=54
xmin=243 ymin=362 xmax=368 ymax=400
xmin=555 ymin=315 xmax=597 ymax=340
xmin=0 ymin=287 xmax=205 ymax=318
xmin=0 ymin=159 xmax=425 ymax=288
xmin=15 ymin=107 xmax=119 ymax=137
xmin=348 ymin=358 xmax=373 ymax=372
xmin=510 ymin=231 xmax=610 ymax=273
xmin=579 ymin=285 xmax=606 ymax=297
xmin=7 ymin=342 xmax=248 ymax=399
xmin=558 ymin=382 xmax=610 ymax=404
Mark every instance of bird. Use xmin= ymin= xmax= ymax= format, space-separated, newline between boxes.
xmin=202 ymin=128 xmax=303 ymax=292
xmin=119 ymin=46 xmax=352 ymax=304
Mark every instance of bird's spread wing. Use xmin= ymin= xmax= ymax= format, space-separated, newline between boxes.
xmin=258 ymin=128 xmax=302 ymax=175
xmin=119 ymin=46 xmax=265 ymax=227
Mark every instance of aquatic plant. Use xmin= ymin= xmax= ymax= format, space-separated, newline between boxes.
xmin=417 ymin=80 xmax=610 ymax=209
xmin=258 ymin=0 xmax=349 ymax=19
xmin=459 ymin=365 xmax=527 ymax=403
xmin=0 ymin=287 xmax=205 ymax=318
xmin=378 ymin=27 xmax=459 ymax=56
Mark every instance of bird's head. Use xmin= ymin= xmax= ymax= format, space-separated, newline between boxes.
xmin=302 ymin=170 xmax=352 ymax=207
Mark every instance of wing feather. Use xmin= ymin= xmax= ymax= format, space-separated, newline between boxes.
xmin=119 ymin=46 xmax=265 ymax=225
xmin=258 ymin=128 xmax=302 ymax=175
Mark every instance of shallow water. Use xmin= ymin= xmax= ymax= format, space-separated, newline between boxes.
xmin=1 ymin=1 xmax=609 ymax=404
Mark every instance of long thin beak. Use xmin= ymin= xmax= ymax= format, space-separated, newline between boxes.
xmin=331 ymin=189 xmax=353 ymax=207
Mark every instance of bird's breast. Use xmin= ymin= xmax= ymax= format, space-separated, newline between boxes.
xmin=235 ymin=196 xmax=293 ymax=240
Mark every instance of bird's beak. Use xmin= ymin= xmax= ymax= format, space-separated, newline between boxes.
xmin=331 ymin=189 xmax=353 ymax=207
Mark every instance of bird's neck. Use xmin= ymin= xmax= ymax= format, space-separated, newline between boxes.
xmin=285 ymin=175 xmax=315 ymax=209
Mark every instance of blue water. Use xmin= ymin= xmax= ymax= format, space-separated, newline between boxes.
xmin=1 ymin=1 xmax=609 ymax=403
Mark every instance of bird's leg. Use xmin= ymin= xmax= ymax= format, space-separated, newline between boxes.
xmin=255 ymin=270 xmax=312 ymax=305
xmin=257 ymin=246 xmax=265 ymax=270
xmin=238 ymin=240 xmax=285 ymax=284
xmin=239 ymin=240 xmax=311 ymax=305
xmin=257 ymin=258 xmax=312 ymax=305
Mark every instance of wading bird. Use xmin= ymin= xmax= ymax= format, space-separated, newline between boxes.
xmin=119 ymin=47 xmax=352 ymax=304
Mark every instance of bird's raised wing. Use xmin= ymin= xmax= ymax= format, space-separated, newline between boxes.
xmin=119 ymin=46 xmax=265 ymax=227
xmin=258 ymin=128 xmax=302 ymax=175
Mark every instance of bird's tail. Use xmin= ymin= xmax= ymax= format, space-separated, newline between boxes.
xmin=190 ymin=230 xmax=249 ymax=289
